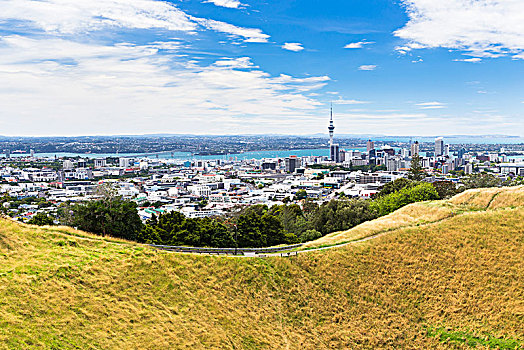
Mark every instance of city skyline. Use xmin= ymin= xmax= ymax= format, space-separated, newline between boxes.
xmin=0 ymin=0 xmax=523 ymax=136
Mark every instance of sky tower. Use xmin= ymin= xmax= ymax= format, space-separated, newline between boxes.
xmin=328 ymin=103 xmax=340 ymax=162
xmin=328 ymin=103 xmax=335 ymax=146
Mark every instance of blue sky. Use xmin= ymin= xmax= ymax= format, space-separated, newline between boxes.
xmin=0 ymin=0 xmax=523 ymax=136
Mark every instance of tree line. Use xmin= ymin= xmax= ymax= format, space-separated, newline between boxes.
xmin=20 ymin=173 xmax=522 ymax=248
xmin=60 ymin=179 xmax=439 ymax=248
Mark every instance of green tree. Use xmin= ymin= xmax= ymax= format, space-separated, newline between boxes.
xmin=27 ymin=212 xmax=54 ymax=226
xmin=300 ymin=229 xmax=322 ymax=243
xmin=371 ymin=182 xmax=439 ymax=216
xmin=294 ymin=189 xmax=307 ymax=201
xmin=461 ymin=174 xmax=502 ymax=189
xmin=311 ymin=199 xmax=378 ymax=235
xmin=375 ymin=178 xmax=414 ymax=198
xmin=408 ymin=154 xmax=425 ymax=181
xmin=72 ymin=196 xmax=143 ymax=240
xmin=432 ymin=181 xmax=461 ymax=199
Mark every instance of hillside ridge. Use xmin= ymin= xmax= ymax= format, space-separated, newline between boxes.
xmin=0 ymin=186 xmax=522 ymax=349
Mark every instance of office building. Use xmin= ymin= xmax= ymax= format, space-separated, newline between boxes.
xmin=262 ymin=161 xmax=277 ymax=170
xmin=366 ymin=140 xmax=374 ymax=153
xmin=63 ymin=160 xmax=74 ymax=170
xmin=285 ymin=156 xmax=299 ymax=173
xmin=410 ymin=141 xmax=419 ymax=156
xmin=119 ymin=157 xmax=131 ymax=168
xmin=330 ymin=144 xmax=340 ymax=163
xmin=94 ymin=158 xmax=107 ymax=168
xmin=77 ymin=159 xmax=87 ymax=168
xmin=435 ymin=137 xmax=444 ymax=156
xmin=444 ymin=144 xmax=450 ymax=157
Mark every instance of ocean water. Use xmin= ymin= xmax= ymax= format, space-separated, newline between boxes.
xmin=11 ymin=148 xmax=354 ymax=160
xmin=9 ymin=146 xmax=522 ymax=162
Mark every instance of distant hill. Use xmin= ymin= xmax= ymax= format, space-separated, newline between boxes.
xmin=0 ymin=187 xmax=522 ymax=349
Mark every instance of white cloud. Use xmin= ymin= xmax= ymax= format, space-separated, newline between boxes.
xmin=0 ymin=35 xmax=328 ymax=135
xmin=194 ymin=18 xmax=269 ymax=42
xmin=344 ymin=41 xmax=374 ymax=49
xmin=333 ymin=99 xmax=369 ymax=105
xmin=395 ymin=0 xmax=524 ymax=58
xmin=213 ymin=57 xmax=257 ymax=69
xmin=0 ymin=0 xmax=269 ymax=43
xmin=358 ymin=65 xmax=377 ymax=71
xmin=204 ymin=0 xmax=246 ymax=9
xmin=415 ymin=101 xmax=447 ymax=109
xmin=282 ymin=42 xmax=304 ymax=52
xmin=0 ymin=0 xmax=196 ymax=33
xmin=454 ymin=57 xmax=482 ymax=63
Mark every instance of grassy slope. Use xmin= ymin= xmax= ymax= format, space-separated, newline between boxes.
xmin=303 ymin=185 xmax=524 ymax=249
xmin=0 ymin=187 xmax=523 ymax=349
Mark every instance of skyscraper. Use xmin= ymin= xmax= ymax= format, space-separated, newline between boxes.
xmin=435 ymin=137 xmax=444 ymax=156
xmin=366 ymin=140 xmax=374 ymax=153
xmin=285 ymin=156 xmax=299 ymax=173
xmin=411 ymin=141 xmax=420 ymax=156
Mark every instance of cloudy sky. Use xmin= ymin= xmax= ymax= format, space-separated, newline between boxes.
xmin=0 ymin=0 xmax=523 ymax=136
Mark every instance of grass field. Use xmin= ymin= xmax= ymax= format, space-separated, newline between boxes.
xmin=303 ymin=185 xmax=524 ymax=249
xmin=0 ymin=187 xmax=523 ymax=349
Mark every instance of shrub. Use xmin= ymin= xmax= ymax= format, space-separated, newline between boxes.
xmin=28 ymin=212 xmax=54 ymax=226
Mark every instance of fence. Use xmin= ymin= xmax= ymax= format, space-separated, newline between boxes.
xmin=149 ymin=243 xmax=303 ymax=256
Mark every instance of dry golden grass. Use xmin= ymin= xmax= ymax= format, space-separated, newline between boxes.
xmin=303 ymin=202 xmax=455 ymax=249
xmin=0 ymin=187 xmax=523 ymax=349
xmin=447 ymin=186 xmax=524 ymax=209
xmin=305 ymin=186 xmax=524 ymax=249
xmin=487 ymin=186 xmax=524 ymax=209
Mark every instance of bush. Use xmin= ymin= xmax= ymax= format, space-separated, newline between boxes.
xmin=300 ymin=229 xmax=322 ymax=243
xmin=372 ymin=182 xmax=439 ymax=216
xmin=72 ymin=198 xmax=143 ymax=240
xmin=28 ymin=212 xmax=54 ymax=226
xmin=311 ymin=199 xmax=378 ymax=235
xmin=432 ymin=181 xmax=461 ymax=199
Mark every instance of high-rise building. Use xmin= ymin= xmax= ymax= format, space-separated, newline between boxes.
xmin=119 ymin=157 xmax=130 ymax=168
xmin=94 ymin=158 xmax=107 ymax=168
xmin=285 ymin=156 xmax=299 ymax=173
xmin=366 ymin=140 xmax=374 ymax=153
xmin=63 ymin=160 xmax=74 ymax=170
xmin=30 ymin=149 xmax=34 ymax=158
xmin=410 ymin=141 xmax=420 ymax=156
xmin=77 ymin=159 xmax=87 ymax=168
xmin=444 ymin=144 xmax=450 ymax=157
xmin=457 ymin=147 xmax=466 ymax=159
xmin=435 ymin=137 xmax=444 ymax=156
xmin=330 ymin=144 xmax=340 ymax=163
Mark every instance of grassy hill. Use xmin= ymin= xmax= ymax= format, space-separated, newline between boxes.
xmin=0 ymin=187 xmax=523 ymax=349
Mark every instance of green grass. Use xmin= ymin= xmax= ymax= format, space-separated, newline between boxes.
xmin=427 ymin=327 xmax=522 ymax=349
